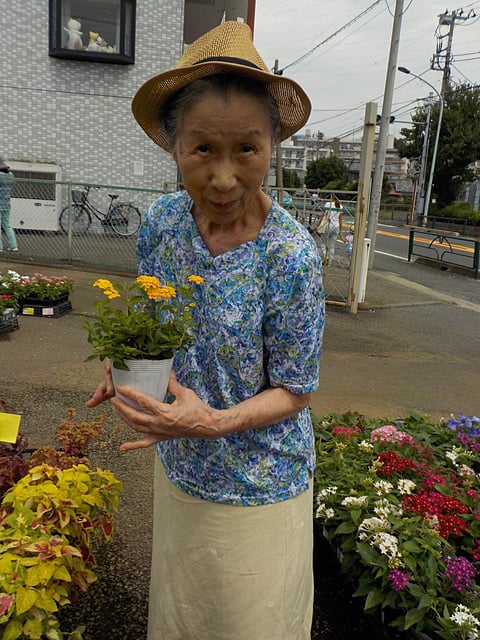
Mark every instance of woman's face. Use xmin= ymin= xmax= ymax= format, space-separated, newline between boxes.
xmin=173 ymin=89 xmax=273 ymax=225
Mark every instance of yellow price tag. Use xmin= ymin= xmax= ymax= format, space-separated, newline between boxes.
xmin=0 ymin=412 xmax=22 ymax=443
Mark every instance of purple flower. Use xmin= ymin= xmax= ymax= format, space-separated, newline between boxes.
xmin=444 ymin=556 xmax=477 ymax=592
xmin=388 ymin=569 xmax=410 ymax=592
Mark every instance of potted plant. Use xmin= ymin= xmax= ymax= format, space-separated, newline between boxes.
xmin=84 ymin=274 xmax=204 ymax=404
xmin=0 ymin=270 xmax=74 ymax=317
xmin=313 ymin=411 xmax=480 ymax=640
xmin=0 ymin=294 xmax=19 ymax=336
xmin=0 ymin=404 xmax=123 ymax=640
xmin=17 ymin=272 xmax=74 ymax=305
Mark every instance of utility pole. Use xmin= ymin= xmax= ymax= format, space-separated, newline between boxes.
xmin=431 ymin=9 xmax=476 ymax=95
xmin=348 ymin=102 xmax=377 ymax=314
xmin=415 ymin=101 xmax=432 ymax=223
xmin=366 ymin=0 xmax=405 ymax=267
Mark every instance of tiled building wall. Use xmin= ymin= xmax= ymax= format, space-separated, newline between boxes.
xmin=2 ymin=1 xmax=184 ymax=191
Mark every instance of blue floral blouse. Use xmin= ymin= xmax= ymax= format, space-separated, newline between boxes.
xmin=136 ymin=191 xmax=324 ymax=506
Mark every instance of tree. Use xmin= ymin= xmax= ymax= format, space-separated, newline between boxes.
xmin=305 ymin=156 xmax=348 ymax=190
xmin=395 ymin=83 xmax=480 ymax=208
xmin=282 ymin=169 xmax=301 ymax=189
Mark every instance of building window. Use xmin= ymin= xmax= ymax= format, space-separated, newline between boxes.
xmin=49 ymin=0 xmax=136 ymax=64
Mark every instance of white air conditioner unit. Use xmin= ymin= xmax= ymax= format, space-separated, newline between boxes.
xmin=8 ymin=161 xmax=62 ymax=232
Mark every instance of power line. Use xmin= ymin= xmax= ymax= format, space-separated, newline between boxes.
xmin=281 ymin=0 xmax=383 ymax=73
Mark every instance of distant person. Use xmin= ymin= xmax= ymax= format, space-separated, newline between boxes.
xmin=0 ymin=158 xmax=18 ymax=253
xmin=313 ymin=194 xmax=344 ymax=266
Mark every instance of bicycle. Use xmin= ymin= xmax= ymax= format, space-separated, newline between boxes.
xmin=59 ymin=186 xmax=141 ymax=236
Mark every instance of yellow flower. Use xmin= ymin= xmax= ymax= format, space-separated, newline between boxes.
xmin=93 ymin=279 xmax=120 ymax=299
xmin=93 ymin=278 xmax=113 ymax=290
xmin=188 ymin=275 xmax=205 ymax=285
xmin=156 ymin=285 xmax=176 ymax=301
xmin=136 ymin=275 xmax=161 ymax=291
xmin=105 ymin=288 xmax=121 ymax=299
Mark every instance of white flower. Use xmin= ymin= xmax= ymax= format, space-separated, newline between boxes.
xmin=373 ymin=479 xmax=393 ymax=495
xmin=358 ymin=516 xmax=391 ymax=540
xmin=341 ymin=495 xmax=368 ymax=508
xmin=397 ymin=479 xmax=416 ymax=495
xmin=449 ymin=604 xmax=480 ymax=636
xmin=426 ymin=515 xmax=440 ymax=532
xmin=374 ymin=499 xmax=402 ymax=518
xmin=316 ymin=486 xmax=338 ymax=502
xmin=358 ymin=440 xmax=374 ymax=452
xmin=316 ymin=502 xmax=335 ymax=520
xmin=458 ymin=464 xmax=476 ymax=478
xmin=446 ymin=449 xmax=459 ymax=465
xmin=371 ymin=532 xmax=401 ymax=560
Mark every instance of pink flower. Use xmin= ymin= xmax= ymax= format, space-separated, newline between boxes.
xmin=388 ymin=569 xmax=410 ymax=591
xmin=370 ymin=425 xmax=417 ymax=448
xmin=444 ymin=556 xmax=476 ymax=591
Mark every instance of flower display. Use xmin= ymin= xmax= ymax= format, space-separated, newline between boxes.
xmin=0 ymin=294 xmax=18 ymax=315
xmin=0 ymin=270 xmax=73 ymax=301
xmin=84 ymin=275 xmax=204 ymax=370
xmin=313 ymin=411 xmax=480 ymax=639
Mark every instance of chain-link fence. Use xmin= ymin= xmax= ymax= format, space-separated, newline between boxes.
xmin=6 ymin=180 xmax=358 ymax=304
xmin=268 ymin=188 xmax=358 ymax=305
xmin=8 ymin=180 xmax=169 ymax=273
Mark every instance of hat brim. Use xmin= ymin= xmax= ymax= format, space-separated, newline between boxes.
xmin=132 ymin=61 xmax=311 ymax=151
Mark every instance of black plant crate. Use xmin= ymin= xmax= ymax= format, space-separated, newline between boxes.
xmin=21 ymin=299 xmax=72 ymax=318
xmin=0 ymin=308 xmax=19 ymax=335
xmin=19 ymin=293 xmax=69 ymax=307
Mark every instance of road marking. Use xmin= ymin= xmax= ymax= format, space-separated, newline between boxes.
xmin=374 ymin=250 xmax=409 ymax=261
xmin=377 ymin=229 xmax=475 ymax=254
xmin=375 ymin=272 xmax=480 ymax=313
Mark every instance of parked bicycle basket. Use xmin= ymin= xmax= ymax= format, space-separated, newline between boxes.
xmin=72 ymin=189 xmax=88 ymax=205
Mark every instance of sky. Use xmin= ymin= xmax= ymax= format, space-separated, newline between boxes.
xmin=252 ymin=0 xmax=480 ymax=141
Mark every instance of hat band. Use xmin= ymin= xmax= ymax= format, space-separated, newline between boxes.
xmin=193 ymin=56 xmax=263 ymax=71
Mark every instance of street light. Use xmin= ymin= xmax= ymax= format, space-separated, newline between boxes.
xmin=398 ymin=66 xmax=444 ymax=226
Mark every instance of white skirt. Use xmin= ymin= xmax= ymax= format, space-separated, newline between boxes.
xmin=148 ymin=457 xmax=313 ymax=640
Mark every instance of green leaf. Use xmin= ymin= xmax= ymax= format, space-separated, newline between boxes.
xmin=334 ymin=520 xmax=357 ymax=535
xmin=402 ymin=540 xmax=422 ymax=553
xmin=404 ymin=607 xmax=428 ymax=630
xmin=356 ymin=542 xmax=381 ymax=566
xmin=15 ymin=586 xmax=37 ymax=615
xmin=2 ymin=620 xmax=23 ymax=640
xmin=364 ymin=589 xmax=385 ymax=610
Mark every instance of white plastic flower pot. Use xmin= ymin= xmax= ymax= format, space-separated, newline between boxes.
xmin=111 ymin=358 xmax=173 ymax=410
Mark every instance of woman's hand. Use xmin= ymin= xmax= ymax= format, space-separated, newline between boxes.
xmin=112 ymin=371 xmax=221 ymax=451
xmin=85 ymin=359 xmax=115 ymax=408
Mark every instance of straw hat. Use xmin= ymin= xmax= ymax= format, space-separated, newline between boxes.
xmin=132 ymin=21 xmax=311 ymax=151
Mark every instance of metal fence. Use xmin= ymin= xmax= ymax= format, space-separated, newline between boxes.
xmin=269 ymin=188 xmax=358 ymax=305
xmin=6 ymin=180 xmax=358 ymax=304
xmin=8 ymin=180 xmax=168 ymax=273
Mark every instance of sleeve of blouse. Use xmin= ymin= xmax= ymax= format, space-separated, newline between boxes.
xmin=263 ymin=241 xmax=324 ymax=394
xmin=136 ymin=200 xmax=162 ymax=276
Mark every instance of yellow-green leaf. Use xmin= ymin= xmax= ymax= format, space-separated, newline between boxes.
xmin=15 ymin=586 xmax=38 ymax=615
xmin=25 ymin=563 xmax=55 ymax=586
xmin=23 ymin=616 xmax=43 ymax=639
xmin=53 ymin=565 xmax=72 ymax=582
xmin=3 ymin=619 xmax=23 ymax=640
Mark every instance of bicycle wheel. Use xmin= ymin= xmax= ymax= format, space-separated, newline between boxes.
xmin=109 ymin=203 xmax=141 ymax=236
xmin=59 ymin=204 xmax=91 ymax=235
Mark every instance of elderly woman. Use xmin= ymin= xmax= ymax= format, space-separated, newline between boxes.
xmin=88 ymin=21 xmax=324 ymax=640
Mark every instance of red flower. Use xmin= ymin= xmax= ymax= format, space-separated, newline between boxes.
xmin=332 ymin=426 xmax=362 ymax=440
xmin=376 ymin=450 xmax=418 ymax=476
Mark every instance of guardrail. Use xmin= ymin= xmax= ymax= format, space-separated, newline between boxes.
xmin=407 ymin=225 xmax=480 ymax=279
